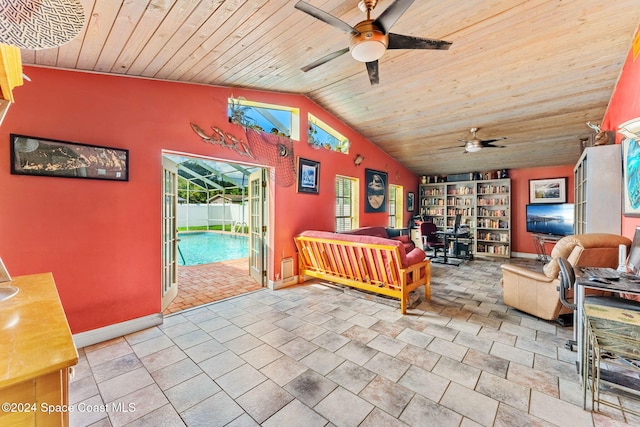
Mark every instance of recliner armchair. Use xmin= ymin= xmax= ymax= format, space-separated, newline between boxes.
xmin=500 ymin=233 xmax=631 ymax=321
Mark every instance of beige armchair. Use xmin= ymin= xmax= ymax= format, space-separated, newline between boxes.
xmin=500 ymin=233 xmax=631 ymax=320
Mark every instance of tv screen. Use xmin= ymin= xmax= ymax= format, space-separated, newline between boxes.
xmin=526 ymin=203 xmax=574 ymax=236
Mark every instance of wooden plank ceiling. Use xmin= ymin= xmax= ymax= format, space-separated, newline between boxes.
xmin=19 ymin=0 xmax=640 ymax=176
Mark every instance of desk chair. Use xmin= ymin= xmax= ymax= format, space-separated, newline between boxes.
xmin=420 ymin=222 xmax=445 ymax=259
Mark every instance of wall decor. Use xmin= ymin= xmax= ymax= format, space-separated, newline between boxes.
xmin=623 ymin=138 xmax=640 ymax=216
xmin=407 ymin=192 xmax=415 ymax=211
xmin=365 ymin=168 xmax=388 ymax=212
xmin=297 ymin=157 xmax=319 ymax=194
xmin=10 ymin=134 xmax=128 ymax=181
xmin=529 ymin=177 xmax=566 ymax=204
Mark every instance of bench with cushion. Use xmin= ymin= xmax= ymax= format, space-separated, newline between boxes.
xmin=294 ymin=230 xmax=429 ymax=313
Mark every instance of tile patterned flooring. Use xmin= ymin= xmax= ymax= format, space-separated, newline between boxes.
xmin=70 ymin=258 xmax=640 ymax=426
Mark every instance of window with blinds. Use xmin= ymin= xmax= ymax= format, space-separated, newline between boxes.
xmin=336 ymin=175 xmax=359 ymax=232
xmin=388 ymin=184 xmax=403 ymax=229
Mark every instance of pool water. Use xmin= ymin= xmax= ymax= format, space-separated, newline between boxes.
xmin=177 ymin=232 xmax=249 ymax=266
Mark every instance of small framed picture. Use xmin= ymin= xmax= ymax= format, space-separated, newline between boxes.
xmin=297 ymin=157 xmax=320 ymax=194
xmin=407 ymin=192 xmax=415 ymax=211
xmin=0 ymin=258 xmax=11 ymax=283
xmin=529 ymin=177 xmax=566 ymax=204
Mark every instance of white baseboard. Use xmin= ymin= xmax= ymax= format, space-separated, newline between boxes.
xmin=270 ymin=275 xmax=299 ymax=290
xmin=73 ymin=313 xmax=163 ymax=349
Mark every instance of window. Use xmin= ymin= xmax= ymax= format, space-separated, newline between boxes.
xmin=388 ymin=184 xmax=403 ymax=229
xmin=228 ymin=98 xmax=300 ymax=140
xmin=336 ymin=175 xmax=359 ymax=232
xmin=308 ymin=113 xmax=350 ymax=153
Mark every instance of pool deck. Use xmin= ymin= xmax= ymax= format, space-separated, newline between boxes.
xmin=163 ymin=257 xmax=262 ymax=314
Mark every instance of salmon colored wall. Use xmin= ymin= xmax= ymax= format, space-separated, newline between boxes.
xmin=0 ymin=67 xmax=418 ymax=333
xmin=508 ymin=166 xmax=575 ymax=254
xmin=602 ymin=25 xmax=640 ymax=240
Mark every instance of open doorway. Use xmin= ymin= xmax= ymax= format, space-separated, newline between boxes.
xmin=161 ymin=152 xmax=267 ymax=314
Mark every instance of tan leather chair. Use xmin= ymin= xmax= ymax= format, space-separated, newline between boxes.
xmin=500 ymin=234 xmax=631 ymax=320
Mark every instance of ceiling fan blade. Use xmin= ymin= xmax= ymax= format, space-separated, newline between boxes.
xmin=388 ymin=33 xmax=452 ymax=50
xmin=373 ymin=0 xmax=414 ymax=34
xmin=301 ymin=47 xmax=350 ymax=72
xmin=485 ymin=142 xmax=506 ymax=148
xmin=480 ymin=137 xmax=508 ymax=144
xmin=295 ymin=1 xmax=358 ymax=34
xmin=365 ymin=60 xmax=380 ymax=85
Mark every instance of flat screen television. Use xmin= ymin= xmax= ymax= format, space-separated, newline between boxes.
xmin=526 ymin=203 xmax=574 ymax=236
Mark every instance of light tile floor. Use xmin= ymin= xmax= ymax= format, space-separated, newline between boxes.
xmin=70 ymin=258 xmax=640 ymax=426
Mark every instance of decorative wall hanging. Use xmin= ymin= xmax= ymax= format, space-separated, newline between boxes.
xmin=0 ymin=0 xmax=86 ymax=50
xmin=297 ymin=157 xmax=319 ymax=194
xmin=190 ymin=123 xmax=295 ymax=187
xmin=365 ymin=168 xmax=387 ymax=213
xmin=10 ymin=134 xmax=128 ymax=181
xmin=407 ymin=192 xmax=415 ymax=211
xmin=529 ymin=178 xmax=566 ymax=204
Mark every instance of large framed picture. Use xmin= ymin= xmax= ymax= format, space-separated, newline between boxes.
xmin=297 ymin=157 xmax=319 ymax=194
xmin=365 ymin=168 xmax=387 ymax=212
xmin=529 ymin=177 xmax=566 ymax=204
xmin=623 ymin=138 xmax=640 ymax=216
xmin=10 ymin=134 xmax=129 ymax=181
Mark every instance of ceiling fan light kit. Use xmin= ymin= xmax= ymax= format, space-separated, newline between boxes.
xmin=350 ymin=21 xmax=388 ymax=62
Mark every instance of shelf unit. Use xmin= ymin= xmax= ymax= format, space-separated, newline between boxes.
xmin=419 ymin=178 xmax=511 ymax=258
xmin=573 ymin=145 xmax=621 ymax=235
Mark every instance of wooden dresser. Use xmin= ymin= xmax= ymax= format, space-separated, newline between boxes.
xmin=0 ymin=273 xmax=78 ymax=426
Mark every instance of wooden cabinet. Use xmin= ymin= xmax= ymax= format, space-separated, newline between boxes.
xmin=574 ymin=145 xmax=621 ymax=235
xmin=420 ymin=178 xmax=511 ymax=258
xmin=0 ymin=273 xmax=78 ymax=426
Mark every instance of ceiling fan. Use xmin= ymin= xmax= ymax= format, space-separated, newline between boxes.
xmin=456 ymin=128 xmax=507 ymax=153
xmin=294 ymin=0 xmax=452 ymax=85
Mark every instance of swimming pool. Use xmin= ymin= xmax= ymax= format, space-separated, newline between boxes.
xmin=177 ymin=232 xmax=249 ymax=266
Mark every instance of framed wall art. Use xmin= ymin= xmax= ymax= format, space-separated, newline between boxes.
xmin=623 ymin=137 xmax=640 ymax=216
xmin=407 ymin=192 xmax=415 ymax=211
xmin=10 ymin=134 xmax=129 ymax=181
xmin=297 ymin=157 xmax=319 ymax=194
xmin=365 ymin=168 xmax=387 ymax=213
xmin=529 ymin=177 xmax=566 ymax=204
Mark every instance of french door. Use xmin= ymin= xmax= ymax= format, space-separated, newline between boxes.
xmin=248 ymin=169 xmax=267 ymax=286
xmin=161 ymin=157 xmax=178 ymax=310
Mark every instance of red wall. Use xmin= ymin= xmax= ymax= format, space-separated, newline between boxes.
xmin=0 ymin=67 xmax=419 ymax=333
xmin=602 ymin=25 xmax=640 ymax=239
xmin=509 ymin=166 xmax=575 ymax=254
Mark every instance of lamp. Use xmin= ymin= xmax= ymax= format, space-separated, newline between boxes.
xmin=619 ymin=117 xmax=640 ymax=139
xmin=354 ymin=154 xmax=365 ymax=166
xmin=349 ymin=21 xmax=388 ymax=62
xmin=465 ymin=141 xmax=482 ymax=153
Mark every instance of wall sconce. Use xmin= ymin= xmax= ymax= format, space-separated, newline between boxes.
xmin=619 ymin=117 xmax=640 ymax=139
xmin=354 ymin=154 xmax=364 ymax=166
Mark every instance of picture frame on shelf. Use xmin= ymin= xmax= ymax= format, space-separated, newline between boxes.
xmin=623 ymin=138 xmax=640 ymax=216
xmin=10 ymin=134 xmax=129 ymax=181
xmin=296 ymin=157 xmax=320 ymax=194
xmin=529 ymin=177 xmax=566 ymax=204
xmin=365 ymin=168 xmax=388 ymax=212
xmin=407 ymin=192 xmax=415 ymax=211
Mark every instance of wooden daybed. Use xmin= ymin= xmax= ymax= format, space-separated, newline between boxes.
xmin=294 ymin=230 xmax=430 ymax=313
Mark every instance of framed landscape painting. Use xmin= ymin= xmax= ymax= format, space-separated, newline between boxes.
xmin=529 ymin=177 xmax=566 ymax=204
xmin=10 ymin=134 xmax=129 ymax=181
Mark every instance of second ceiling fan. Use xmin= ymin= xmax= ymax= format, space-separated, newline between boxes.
xmin=295 ymin=0 xmax=452 ymax=85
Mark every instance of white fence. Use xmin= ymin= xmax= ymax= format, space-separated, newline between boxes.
xmin=177 ymin=204 xmax=249 ymax=229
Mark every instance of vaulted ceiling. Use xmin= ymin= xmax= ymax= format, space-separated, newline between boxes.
xmin=19 ymin=0 xmax=640 ymax=176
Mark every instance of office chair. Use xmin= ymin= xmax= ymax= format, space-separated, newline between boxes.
xmin=420 ymin=222 xmax=445 ymax=258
